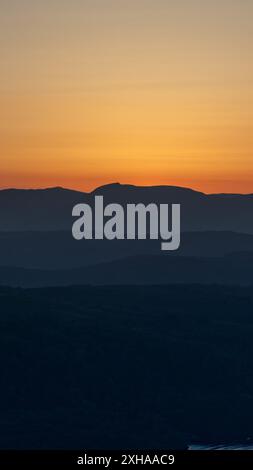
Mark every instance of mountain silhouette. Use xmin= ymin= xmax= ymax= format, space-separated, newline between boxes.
xmin=0 ymin=183 xmax=252 ymax=232
xmin=1 ymin=184 xmax=252 ymax=286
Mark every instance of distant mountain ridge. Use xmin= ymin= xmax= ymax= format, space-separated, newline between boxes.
xmin=0 ymin=183 xmax=253 ymax=232
xmin=0 ymin=252 xmax=252 ymax=288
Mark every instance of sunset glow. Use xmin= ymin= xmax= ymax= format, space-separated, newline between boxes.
xmin=1 ymin=0 xmax=253 ymax=193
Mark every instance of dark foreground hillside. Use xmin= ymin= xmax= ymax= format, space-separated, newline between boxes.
xmin=0 ymin=284 xmax=253 ymax=449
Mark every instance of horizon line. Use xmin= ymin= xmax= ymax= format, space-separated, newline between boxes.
xmin=0 ymin=182 xmax=253 ymax=197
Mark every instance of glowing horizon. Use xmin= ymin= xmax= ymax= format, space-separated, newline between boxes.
xmin=1 ymin=178 xmax=253 ymax=196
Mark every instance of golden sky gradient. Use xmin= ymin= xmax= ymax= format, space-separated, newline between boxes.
xmin=0 ymin=0 xmax=253 ymax=193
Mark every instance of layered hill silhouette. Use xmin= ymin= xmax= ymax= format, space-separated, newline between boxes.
xmin=0 ymin=183 xmax=252 ymax=286
xmin=1 ymin=186 xmax=253 ymax=448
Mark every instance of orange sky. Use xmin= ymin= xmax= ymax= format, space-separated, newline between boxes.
xmin=0 ymin=0 xmax=253 ymax=193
